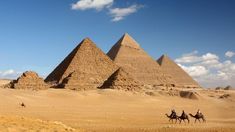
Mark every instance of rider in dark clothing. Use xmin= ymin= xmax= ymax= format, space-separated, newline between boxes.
xmin=196 ymin=109 xmax=201 ymax=116
xmin=170 ymin=109 xmax=176 ymax=118
xmin=181 ymin=110 xmax=185 ymax=117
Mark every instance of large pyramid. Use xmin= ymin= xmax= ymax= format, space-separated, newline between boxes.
xmin=157 ymin=55 xmax=200 ymax=88
xmin=45 ymin=38 xmax=119 ymax=89
xmin=107 ymin=33 xmax=175 ymax=86
xmin=100 ymin=68 xmax=142 ymax=91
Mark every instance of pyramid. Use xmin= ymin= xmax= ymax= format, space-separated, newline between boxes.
xmin=107 ymin=33 xmax=175 ymax=86
xmin=8 ymin=71 xmax=48 ymax=90
xmin=100 ymin=68 xmax=142 ymax=91
xmin=45 ymin=38 xmax=119 ymax=89
xmin=157 ymin=55 xmax=200 ymax=88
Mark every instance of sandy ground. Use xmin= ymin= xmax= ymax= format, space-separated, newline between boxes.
xmin=0 ymin=83 xmax=235 ymax=131
xmin=0 ymin=79 xmax=11 ymax=86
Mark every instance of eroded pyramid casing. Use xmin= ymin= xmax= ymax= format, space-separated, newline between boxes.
xmin=107 ymin=33 xmax=175 ymax=86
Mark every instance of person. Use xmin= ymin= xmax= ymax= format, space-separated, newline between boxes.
xmin=170 ymin=109 xmax=176 ymax=118
xmin=196 ymin=109 xmax=201 ymax=116
xmin=181 ymin=110 xmax=185 ymax=117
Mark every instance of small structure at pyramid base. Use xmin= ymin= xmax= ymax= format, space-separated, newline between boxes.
xmin=60 ymin=70 xmax=105 ymax=90
xmin=100 ymin=68 xmax=143 ymax=91
xmin=7 ymin=71 xmax=48 ymax=90
xmin=179 ymin=91 xmax=200 ymax=100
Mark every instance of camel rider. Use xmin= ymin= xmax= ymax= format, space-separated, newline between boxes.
xmin=170 ymin=109 xmax=176 ymax=118
xmin=197 ymin=109 xmax=201 ymax=116
xmin=181 ymin=110 xmax=185 ymax=117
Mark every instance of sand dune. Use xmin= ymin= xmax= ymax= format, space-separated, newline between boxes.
xmin=0 ymin=87 xmax=235 ymax=131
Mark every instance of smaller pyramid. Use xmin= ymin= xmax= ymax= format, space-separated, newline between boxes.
xmin=100 ymin=68 xmax=142 ymax=91
xmin=157 ymin=55 xmax=200 ymax=88
xmin=8 ymin=71 xmax=48 ymax=90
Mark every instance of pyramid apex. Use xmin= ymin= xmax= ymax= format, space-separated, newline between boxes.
xmin=117 ymin=33 xmax=140 ymax=49
xmin=161 ymin=54 xmax=169 ymax=59
xmin=82 ymin=37 xmax=93 ymax=43
xmin=123 ymin=32 xmax=130 ymax=36
xmin=157 ymin=54 xmax=171 ymax=65
xmin=122 ymin=33 xmax=133 ymax=40
xmin=78 ymin=37 xmax=96 ymax=47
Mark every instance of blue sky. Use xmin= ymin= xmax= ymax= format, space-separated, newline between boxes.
xmin=0 ymin=0 xmax=235 ymax=87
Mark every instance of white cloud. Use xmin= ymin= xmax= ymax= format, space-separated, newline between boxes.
xmin=217 ymin=71 xmax=229 ymax=80
xmin=178 ymin=64 xmax=208 ymax=77
xmin=202 ymin=53 xmax=219 ymax=61
xmin=71 ymin=0 xmax=113 ymax=11
xmin=175 ymin=55 xmax=201 ymax=64
xmin=71 ymin=0 xmax=143 ymax=22
xmin=200 ymin=53 xmax=221 ymax=69
xmin=182 ymin=50 xmax=198 ymax=56
xmin=175 ymin=51 xmax=235 ymax=88
xmin=0 ymin=69 xmax=21 ymax=79
xmin=109 ymin=4 xmax=143 ymax=22
xmin=175 ymin=51 xmax=202 ymax=64
xmin=175 ymin=51 xmax=219 ymax=65
xmin=225 ymin=51 xmax=235 ymax=58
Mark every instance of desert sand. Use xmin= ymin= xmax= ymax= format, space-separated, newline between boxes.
xmin=0 ymin=79 xmax=11 ymax=86
xmin=0 ymin=83 xmax=235 ymax=132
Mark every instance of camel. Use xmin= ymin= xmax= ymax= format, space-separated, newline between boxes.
xmin=189 ymin=113 xmax=206 ymax=123
xmin=165 ymin=113 xmax=179 ymax=123
xmin=178 ymin=111 xmax=190 ymax=124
